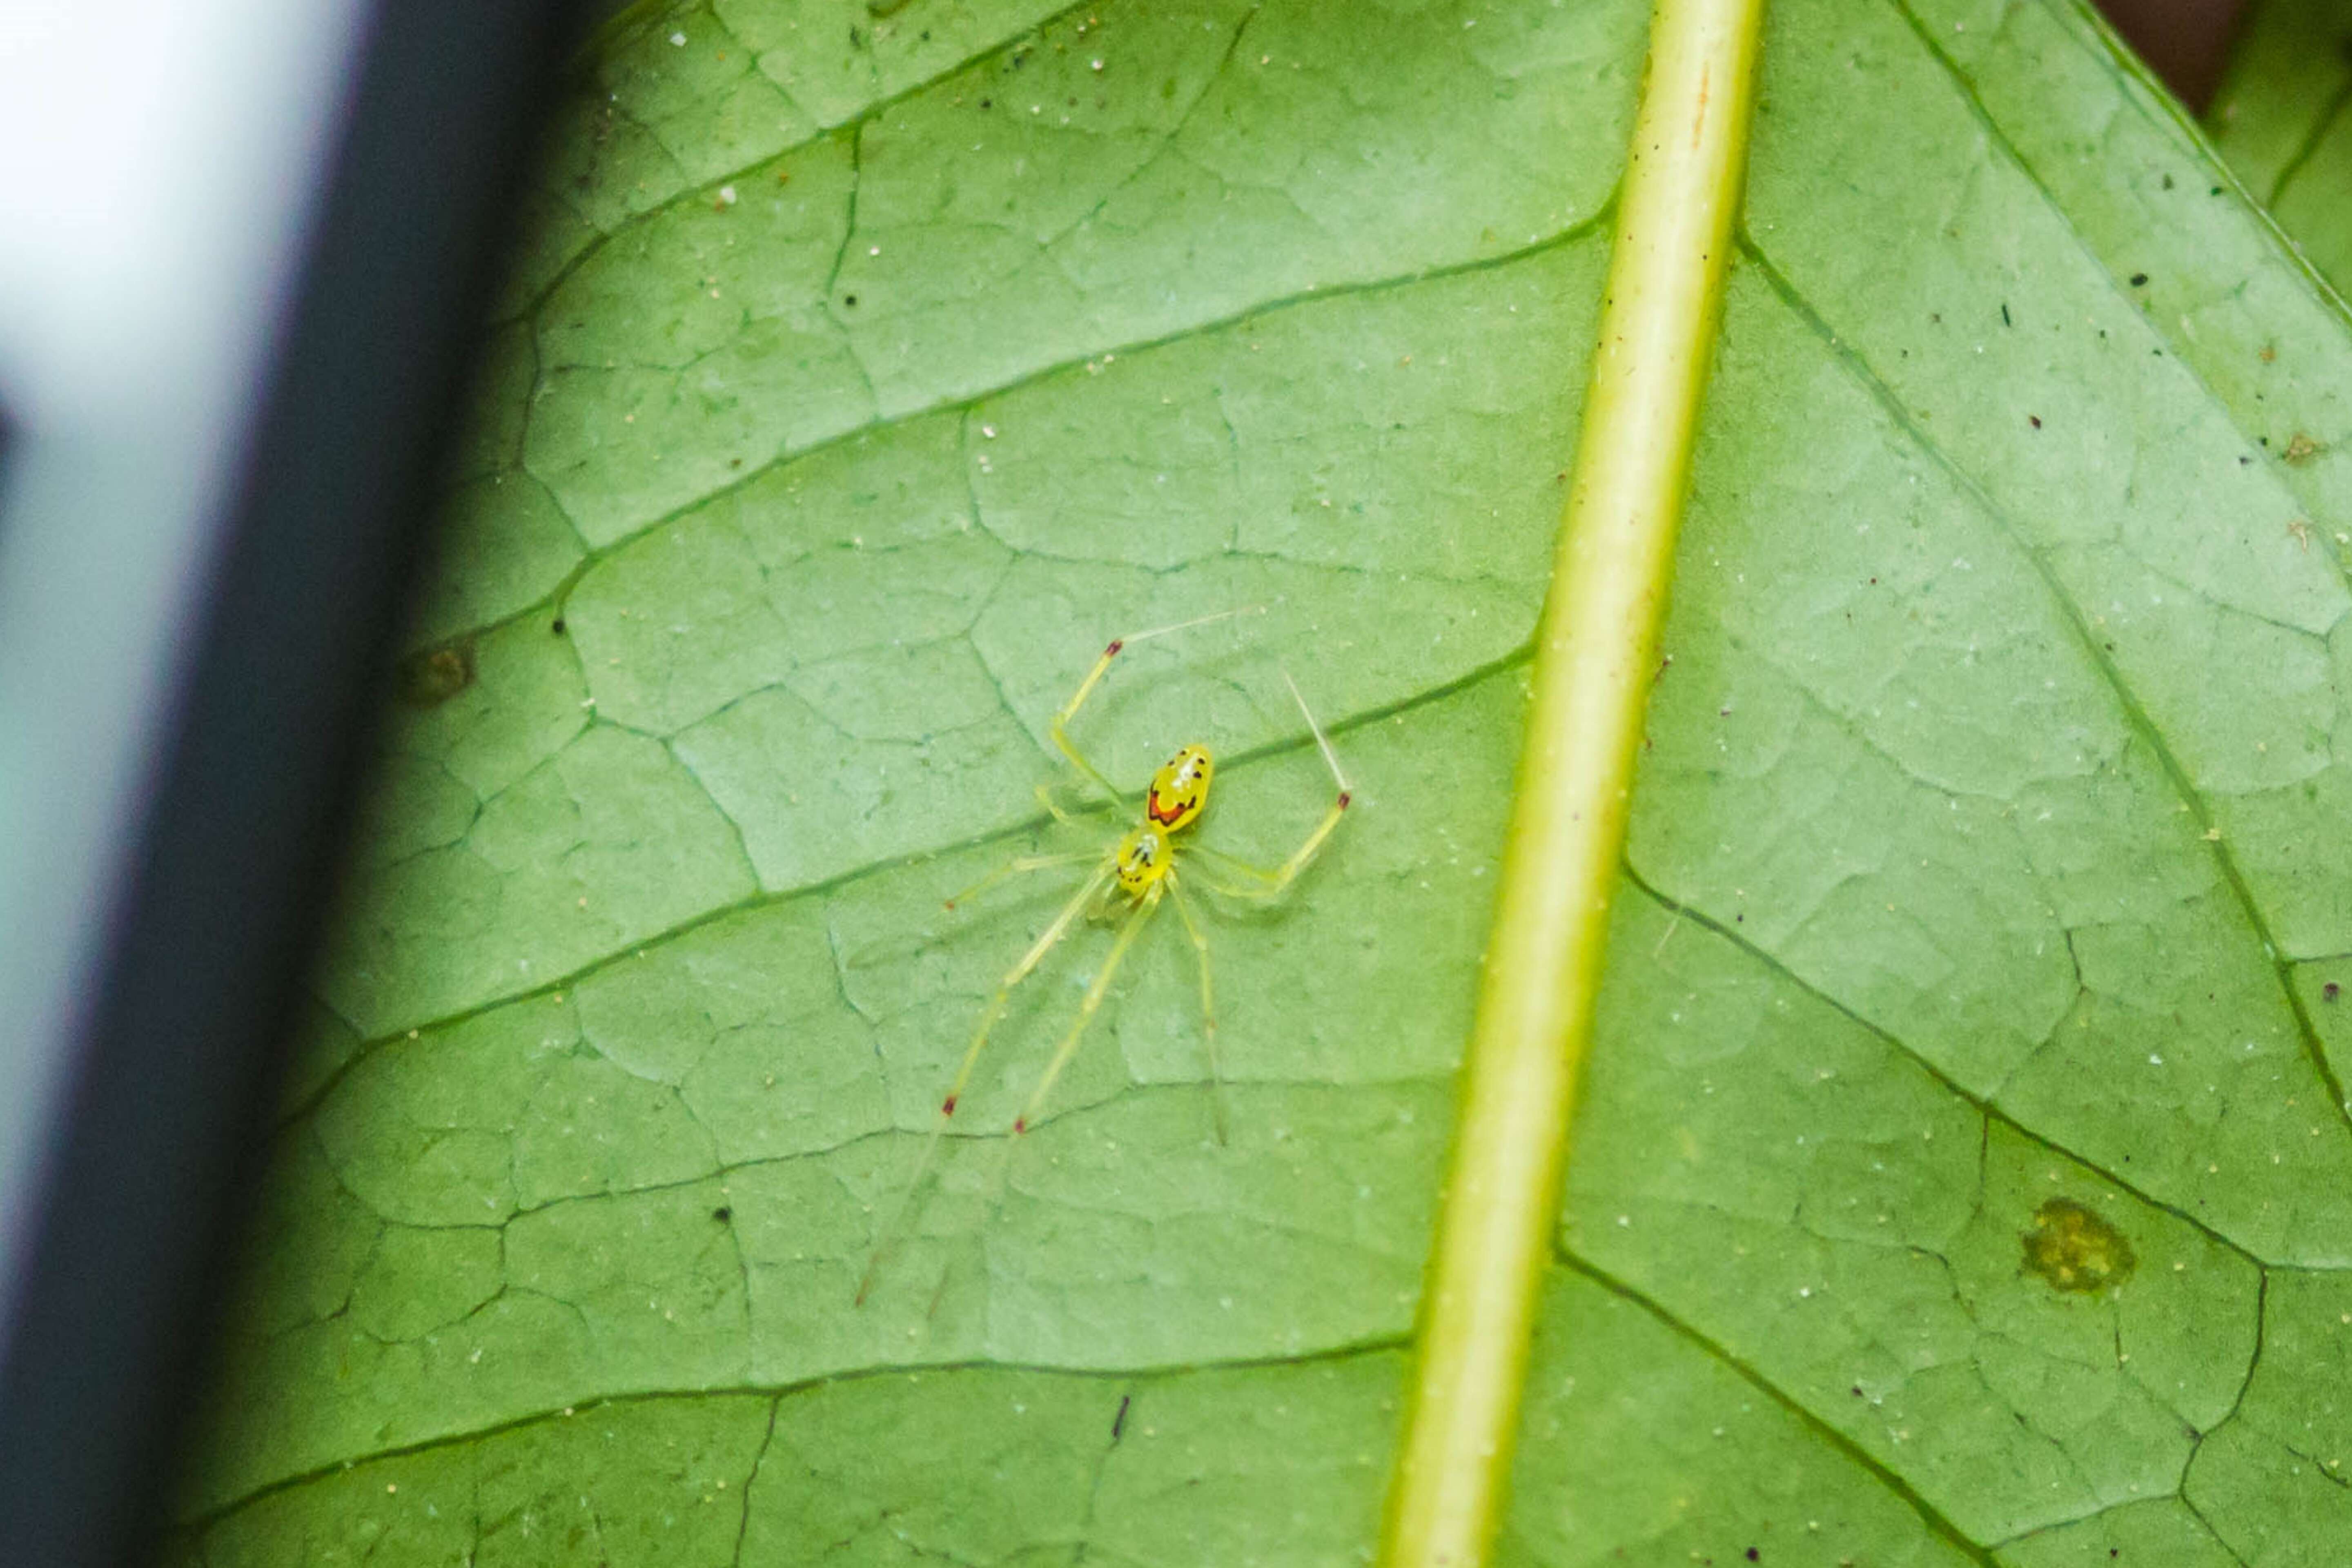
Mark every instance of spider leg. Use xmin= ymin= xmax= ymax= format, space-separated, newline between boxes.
xmin=857 ymin=863 xmax=1111 ymax=1304
xmin=1035 ymin=782 xmax=1082 ymax=824
xmin=943 ymin=849 xmax=1100 ymax=911
xmin=1049 ymin=641 xmax=1129 ymax=807
xmin=1185 ymin=811 xmax=1345 ymax=902
xmin=1012 ymin=882 xmax=1162 ymax=1135
xmin=1165 ymin=871 xmax=1227 ymax=1145
xmin=1187 ymin=669 xmax=1352 ymax=901
xmin=1051 ymin=607 xmax=1265 ymax=807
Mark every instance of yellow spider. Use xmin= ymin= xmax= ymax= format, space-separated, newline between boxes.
xmin=856 ymin=612 xmax=1352 ymax=1302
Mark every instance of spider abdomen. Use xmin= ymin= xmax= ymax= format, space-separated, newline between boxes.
xmin=1146 ymin=744 xmax=1214 ymax=831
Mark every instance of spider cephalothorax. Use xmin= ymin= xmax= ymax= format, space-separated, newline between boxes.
xmin=1115 ymin=822 xmax=1173 ymax=894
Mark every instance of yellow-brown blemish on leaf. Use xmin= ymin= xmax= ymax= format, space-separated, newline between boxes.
xmin=2283 ymin=431 xmax=2321 ymax=465
xmin=2020 ymin=1197 xmax=2136 ymax=1294
xmin=395 ymin=642 xmax=475 ymax=708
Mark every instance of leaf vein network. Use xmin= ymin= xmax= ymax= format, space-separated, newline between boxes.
xmin=1737 ymin=231 xmax=2352 ymax=1150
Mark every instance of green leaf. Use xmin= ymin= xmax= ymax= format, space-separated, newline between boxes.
xmin=2207 ymin=0 xmax=2352 ymax=299
xmin=179 ymin=0 xmax=2352 ymax=1562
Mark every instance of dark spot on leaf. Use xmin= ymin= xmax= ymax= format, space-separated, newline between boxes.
xmin=979 ymin=98 xmax=991 ymax=109
xmin=1747 ymin=1552 xmax=1760 ymax=1563
xmin=712 ymin=1206 xmax=732 ymax=1223
xmin=2323 ymin=982 xmax=2339 ymax=1002
xmin=551 ymin=617 xmax=568 ymax=635
xmin=844 ymin=294 xmax=858 ymax=307
xmin=396 ymin=643 xmax=474 ymax=708
xmin=2029 ymin=415 xmax=2041 ymax=428
xmin=1111 ymin=1393 xmax=1130 ymax=1439
xmin=2021 ymin=1197 xmax=2135 ymax=1293
xmin=2162 ymin=173 xmax=2174 ymax=189
xmin=2000 ymin=303 xmax=2011 ymax=326
xmin=2129 ymin=272 xmax=2148 ymax=287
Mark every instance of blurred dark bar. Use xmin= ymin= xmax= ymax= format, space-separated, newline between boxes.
xmin=0 ymin=3 xmax=577 ymax=1564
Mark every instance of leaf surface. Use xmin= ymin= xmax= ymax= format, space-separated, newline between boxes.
xmin=182 ymin=0 xmax=2352 ymax=1562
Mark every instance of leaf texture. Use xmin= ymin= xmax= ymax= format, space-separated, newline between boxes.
xmin=178 ymin=0 xmax=2352 ymax=1562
